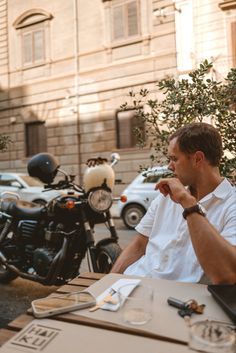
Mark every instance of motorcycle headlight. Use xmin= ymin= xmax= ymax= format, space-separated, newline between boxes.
xmin=88 ymin=188 xmax=112 ymax=213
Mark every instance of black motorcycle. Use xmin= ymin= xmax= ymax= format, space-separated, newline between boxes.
xmin=0 ymin=153 xmax=122 ymax=285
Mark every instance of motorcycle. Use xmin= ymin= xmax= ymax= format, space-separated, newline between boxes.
xmin=0 ymin=153 xmax=122 ymax=285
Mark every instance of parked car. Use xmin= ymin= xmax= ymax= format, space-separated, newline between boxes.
xmin=0 ymin=172 xmax=62 ymax=205
xmin=118 ymin=166 xmax=172 ymax=229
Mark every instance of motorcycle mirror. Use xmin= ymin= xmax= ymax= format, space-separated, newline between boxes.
xmin=57 ymin=168 xmax=69 ymax=182
xmin=110 ymin=153 xmax=120 ymax=167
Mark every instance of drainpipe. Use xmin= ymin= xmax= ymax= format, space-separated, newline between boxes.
xmin=73 ymin=0 xmax=81 ymax=183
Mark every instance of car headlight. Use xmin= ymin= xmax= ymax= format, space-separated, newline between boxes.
xmin=88 ymin=188 xmax=112 ymax=213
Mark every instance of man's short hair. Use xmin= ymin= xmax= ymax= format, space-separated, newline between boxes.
xmin=169 ymin=122 xmax=223 ymax=166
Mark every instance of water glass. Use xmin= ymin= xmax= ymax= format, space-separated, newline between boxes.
xmin=118 ymin=284 xmax=153 ymax=325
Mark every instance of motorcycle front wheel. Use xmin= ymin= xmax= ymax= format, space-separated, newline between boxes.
xmin=96 ymin=243 xmax=122 ymax=273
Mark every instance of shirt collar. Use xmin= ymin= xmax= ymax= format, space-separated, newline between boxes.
xmin=200 ymin=178 xmax=234 ymax=203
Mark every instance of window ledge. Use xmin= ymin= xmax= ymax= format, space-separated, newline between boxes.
xmin=219 ymin=0 xmax=236 ymax=11
xmin=22 ymin=61 xmax=47 ymax=71
xmin=111 ymin=36 xmax=143 ymax=49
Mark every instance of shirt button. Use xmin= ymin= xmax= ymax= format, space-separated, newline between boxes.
xmin=163 ymin=254 xmax=169 ymax=262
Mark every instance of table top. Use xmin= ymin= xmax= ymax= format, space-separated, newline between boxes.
xmin=0 ymin=272 xmax=234 ymax=353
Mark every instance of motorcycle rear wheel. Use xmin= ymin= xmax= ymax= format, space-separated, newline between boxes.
xmin=0 ymin=264 xmax=18 ymax=283
xmin=96 ymin=243 xmax=122 ymax=273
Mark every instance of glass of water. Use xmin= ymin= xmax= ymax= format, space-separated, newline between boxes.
xmin=189 ymin=320 xmax=236 ymax=353
xmin=117 ymin=284 xmax=153 ymax=325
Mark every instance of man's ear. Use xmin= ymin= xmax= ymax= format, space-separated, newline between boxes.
xmin=194 ymin=151 xmax=205 ymax=165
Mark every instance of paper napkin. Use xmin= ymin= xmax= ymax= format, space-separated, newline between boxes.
xmin=97 ymin=278 xmax=141 ymax=311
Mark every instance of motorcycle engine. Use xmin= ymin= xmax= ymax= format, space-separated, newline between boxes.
xmin=33 ymin=248 xmax=57 ymax=277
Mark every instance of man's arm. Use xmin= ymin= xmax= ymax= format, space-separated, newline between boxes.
xmin=186 ymin=213 xmax=236 ymax=284
xmin=110 ymin=234 xmax=148 ymax=274
xmin=156 ymin=178 xmax=236 ymax=284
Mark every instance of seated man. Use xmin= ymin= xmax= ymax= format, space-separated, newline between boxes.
xmin=111 ymin=123 xmax=236 ymax=284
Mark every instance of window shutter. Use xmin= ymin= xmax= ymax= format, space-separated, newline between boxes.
xmin=26 ymin=122 xmax=47 ymax=157
xmin=34 ymin=30 xmax=44 ymax=61
xmin=127 ymin=1 xmax=138 ymax=36
xmin=131 ymin=114 xmax=145 ymax=145
xmin=116 ymin=110 xmax=145 ymax=149
xmin=23 ymin=33 xmax=33 ymax=64
xmin=113 ymin=5 xmax=124 ymax=40
xmin=117 ymin=110 xmax=134 ymax=148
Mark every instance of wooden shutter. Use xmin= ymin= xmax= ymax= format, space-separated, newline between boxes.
xmin=23 ymin=33 xmax=33 ymax=64
xmin=117 ymin=110 xmax=134 ymax=148
xmin=26 ymin=122 xmax=47 ymax=157
xmin=117 ymin=110 xmax=145 ymax=149
xmin=127 ymin=1 xmax=139 ymax=36
xmin=113 ymin=5 xmax=124 ymax=40
xmin=34 ymin=30 xmax=44 ymax=61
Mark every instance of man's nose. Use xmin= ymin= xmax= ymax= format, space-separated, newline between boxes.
xmin=168 ymin=161 xmax=174 ymax=171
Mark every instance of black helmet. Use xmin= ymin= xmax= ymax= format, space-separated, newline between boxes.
xmin=27 ymin=153 xmax=60 ymax=184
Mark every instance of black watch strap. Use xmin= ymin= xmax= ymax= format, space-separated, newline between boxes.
xmin=182 ymin=204 xmax=206 ymax=220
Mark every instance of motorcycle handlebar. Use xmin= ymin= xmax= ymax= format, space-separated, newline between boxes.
xmin=43 ymin=179 xmax=84 ymax=193
xmin=42 ymin=153 xmax=120 ymax=193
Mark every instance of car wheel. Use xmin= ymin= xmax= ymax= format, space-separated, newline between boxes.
xmin=122 ymin=204 xmax=146 ymax=229
xmin=32 ymin=199 xmax=47 ymax=206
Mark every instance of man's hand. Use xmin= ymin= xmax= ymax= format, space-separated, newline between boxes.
xmin=155 ymin=178 xmax=196 ymax=207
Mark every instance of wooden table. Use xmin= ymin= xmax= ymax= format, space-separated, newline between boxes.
xmin=0 ymin=272 xmax=234 ymax=353
xmin=0 ymin=272 xmax=105 ymax=347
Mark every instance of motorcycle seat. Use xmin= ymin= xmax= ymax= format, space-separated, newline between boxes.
xmin=0 ymin=199 xmax=44 ymax=220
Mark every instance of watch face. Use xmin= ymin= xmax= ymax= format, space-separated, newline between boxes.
xmin=198 ymin=204 xmax=206 ymax=215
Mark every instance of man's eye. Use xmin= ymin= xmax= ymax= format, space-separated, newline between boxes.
xmin=168 ymin=157 xmax=177 ymax=162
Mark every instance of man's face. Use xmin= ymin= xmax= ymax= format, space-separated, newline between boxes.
xmin=167 ymin=137 xmax=196 ymax=186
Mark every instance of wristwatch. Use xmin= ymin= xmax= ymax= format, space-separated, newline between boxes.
xmin=182 ymin=203 xmax=206 ymax=220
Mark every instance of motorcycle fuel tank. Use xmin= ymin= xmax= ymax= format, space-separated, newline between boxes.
xmin=83 ymin=158 xmax=115 ymax=192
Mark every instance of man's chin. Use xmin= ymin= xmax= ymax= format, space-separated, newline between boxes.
xmin=175 ymin=175 xmax=188 ymax=186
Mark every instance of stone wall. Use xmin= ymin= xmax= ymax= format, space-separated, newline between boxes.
xmin=0 ymin=0 xmax=234 ymax=194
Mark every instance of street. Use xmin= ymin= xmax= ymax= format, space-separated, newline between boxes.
xmin=0 ymin=219 xmax=135 ymax=328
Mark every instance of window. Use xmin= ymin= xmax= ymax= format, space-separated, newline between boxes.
xmin=143 ymin=175 xmax=163 ymax=184
xmin=25 ymin=122 xmax=47 ymax=157
xmin=13 ymin=10 xmax=52 ymax=68
xmin=22 ymin=28 xmax=45 ymax=65
xmin=116 ymin=110 xmax=145 ymax=149
xmin=112 ymin=0 xmax=140 ymax=41
xmin=0 ymin=175 xmax=22 ymax=188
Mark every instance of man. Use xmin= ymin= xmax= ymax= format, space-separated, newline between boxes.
xmin=111 ymin=123 xmax=236 ymax=284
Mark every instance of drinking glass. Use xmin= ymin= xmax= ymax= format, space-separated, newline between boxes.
xmin=117 ymin=284 xmax=153 ymax=325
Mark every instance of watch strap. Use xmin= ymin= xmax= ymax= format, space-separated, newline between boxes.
xmin=182 ymin=204 xmax=206 ymax=220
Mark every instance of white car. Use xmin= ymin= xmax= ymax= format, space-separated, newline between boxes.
xmin=118 ymin=166 xmax=172 ymax=229
xmin=0 ymin=172 xmax=62 ymax=205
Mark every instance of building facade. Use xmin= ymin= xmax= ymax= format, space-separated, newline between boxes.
xmin=0 ymin=0 xmax=235 ymax=192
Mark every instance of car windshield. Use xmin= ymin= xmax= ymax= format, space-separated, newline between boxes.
xmin=142 ymin=168 xmax=173 ymax=183
xmin=20 ymin=175 xmax=44 ymax=187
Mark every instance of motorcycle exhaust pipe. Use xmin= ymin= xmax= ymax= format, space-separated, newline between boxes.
xmin=0 ymin=238 xmax=69 ymax=285
xmin=46 ymin=237 xmax=69 ymax=284
xmin=0 ymin=251 xmax=47 ymax=284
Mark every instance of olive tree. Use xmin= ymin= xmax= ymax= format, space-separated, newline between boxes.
xmin=121 ymin=60 xmax=236 ymax=182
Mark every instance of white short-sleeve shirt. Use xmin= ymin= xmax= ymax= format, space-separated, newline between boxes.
xmin=124 ymin=178 xmax=236 ymax=282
